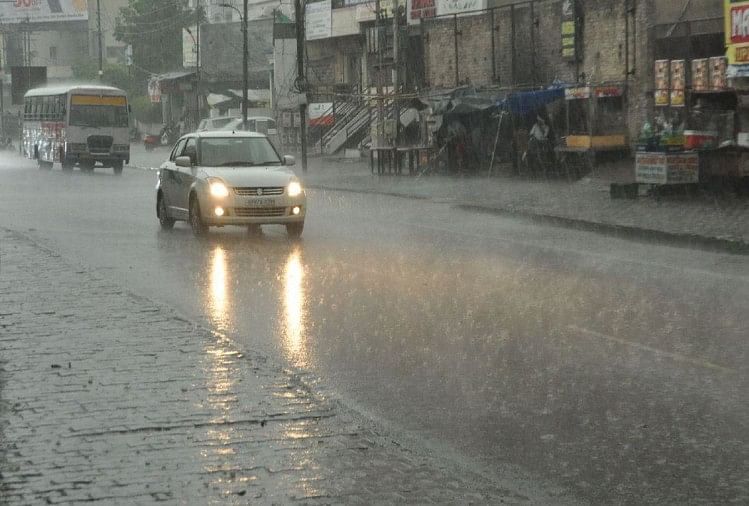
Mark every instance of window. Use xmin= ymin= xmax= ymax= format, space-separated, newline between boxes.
xmin=183 ymin=138 xmax=198 ymax=164
xmin=198 ymin=137 xmax=281 ymax=166
xmin=170 ymin=139 xmax=187 ymax=161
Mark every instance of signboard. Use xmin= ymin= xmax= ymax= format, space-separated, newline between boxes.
xmin=594 ymin=86 xmax=623 ymax=98
xmin=564 ymin=86 xmax=590 ymax=100
xmin=654 ymin=60 xmax=669 ymax=106
xmin=726 ymin=0 xmax=749 ymax=65
xmin=692 ymin=59 xmax=709 ymax=91
xmin=308 ymin=102 xmax=334 ymax=126
xmin=306 ymin=0 xmax=332 ymax=41
xmin=183 ymin=27 xmax=198 ymax=68
xmin=356 ymin=0 xmax=392 ymax=21
xmin=635 ymin=152 xmax=699 ymax=185
xmin=561 ymin=0 xmax=577 ymax=62
xmin=148 ymin=78 xmax=161 ymax=104
xmin=408 ymin=0 xmax=436 ymax=24
xmin=0 ymin=0 xmax=88 ymax=24
xmin=670 ymin=60 xmax=685 ymax=107
xmin=436 ymin=0 xmax=487 ymax=17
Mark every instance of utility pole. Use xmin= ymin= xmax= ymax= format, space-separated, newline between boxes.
xmin=392 ymin=0 xmax=399 ymax=153
xmin=294 ymin=0 xmax=308 ymax=172
xmin=375 ymin=0 xmax=384 ymax=152
xmin=96 ymin=0 xmax=103 ymax=80
xmin=242 ymin=0 xmax=248 ymax=129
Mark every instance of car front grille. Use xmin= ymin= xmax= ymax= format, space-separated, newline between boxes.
xmin=233 ymin=207 xmax=287 ymax=217
xmin=87 ymin=135 xmax=113 ymax=153
xmin=234 ymin=187 xmax=285 ymax=196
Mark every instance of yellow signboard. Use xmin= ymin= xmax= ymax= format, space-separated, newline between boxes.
xmin=71 ymin=95 xmax=127 ymax=107
xmin=726 ymin=0 xmax=749 ymax=64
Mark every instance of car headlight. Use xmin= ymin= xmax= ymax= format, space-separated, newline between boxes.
xmin=287 ymin=181 xmax=303 ymax=197
xmin=209 ymin=181 xmax=229 ymax=198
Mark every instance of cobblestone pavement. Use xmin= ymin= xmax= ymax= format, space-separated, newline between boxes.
xmin=130 ymin=146 xmax=749 ymax=246
xmin=0 ymin=228 xmax=574 ymax=505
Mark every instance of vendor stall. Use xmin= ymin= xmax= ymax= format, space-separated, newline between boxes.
xmin=616 ymin=56 xmax=749 ymax=198
xmin=556 ymin=83 xmax=629 ymax=174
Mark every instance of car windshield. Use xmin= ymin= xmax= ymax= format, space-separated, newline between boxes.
xmin=199 ymin=137 xmax=281 ymax=166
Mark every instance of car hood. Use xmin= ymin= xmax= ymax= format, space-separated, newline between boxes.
xmin=201 ymin=166 xmax=297 ymax=187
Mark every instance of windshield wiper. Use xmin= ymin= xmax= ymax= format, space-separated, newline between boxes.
xmin=218 ymin=161 xmax=257 ymax=166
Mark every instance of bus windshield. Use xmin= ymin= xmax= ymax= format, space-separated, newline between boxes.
xmin=69 ymin=95 xmax=129 ymax=128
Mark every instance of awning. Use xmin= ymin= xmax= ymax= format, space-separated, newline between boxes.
xmin=496 ymin=87 xmax=565 ymax=115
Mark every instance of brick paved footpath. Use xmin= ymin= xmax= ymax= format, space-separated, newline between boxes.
xmin=0 ymin=228 xmax=575 ymax=504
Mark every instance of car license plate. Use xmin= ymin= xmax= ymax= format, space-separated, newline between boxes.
xmin=246 ymin=198 xmax=276 ymax=207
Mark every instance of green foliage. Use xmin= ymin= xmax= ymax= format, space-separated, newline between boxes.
xmin=130 ymin=95 xmax=163 ymax=124
xmin=114 ymin=1 xmax=200 ymax=83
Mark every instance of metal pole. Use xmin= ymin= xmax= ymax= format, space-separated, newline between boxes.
xmin=375 ymin=0 xmax=384 ymax=152
xmin=453 ymin=14 xmax=459 ymax=87
xmin=294 ymin=0 xmax=308 ymax=172
xmin=530 ymin=0 xmax=536 ymax=87
xmin=393 ymin=0 xmax=399 ymax=155
xmin=242 ymin=0 xmax=248 ymax=129
xmin=196 ymin=13 xmax=201 ymax=129
xmin=96 ymin=0 xmax=103 ymax=80
xmin=490 ymin=8 xmax=496 ymax=82
xmin=510 ymin=5 xmax=516 ymax=87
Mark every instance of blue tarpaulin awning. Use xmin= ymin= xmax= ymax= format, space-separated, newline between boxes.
xmin=496 ymin=87 xmax=566 ymax=116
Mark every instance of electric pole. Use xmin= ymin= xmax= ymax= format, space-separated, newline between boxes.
xmin=96 ymin=0 xmax=103 ymax=80
xmin=375 ymin=0 xmax=384 ymax=152
xmin=392 ymin=0 xmax=399 ymax=152
xmin=294 ymin=0 xmax=307 ymax=172
xmin=242 ymin=0 xmax=248 ymax=129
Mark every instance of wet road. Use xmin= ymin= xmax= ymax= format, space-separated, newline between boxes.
xmin=1 ymin=154 xmax=748 ymax=504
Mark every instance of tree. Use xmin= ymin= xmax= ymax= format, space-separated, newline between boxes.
xmin=114 ymin=0 xmax=198 ymax=90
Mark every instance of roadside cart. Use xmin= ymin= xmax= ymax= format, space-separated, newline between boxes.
xmin=555 ymin=84 xmax=629 ymax=176
xmin=619 ymin=57 xmax=749 ymax=198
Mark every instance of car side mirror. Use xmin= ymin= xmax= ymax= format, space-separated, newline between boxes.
xmin=283 ymin=155 xmax=295 ymax=166
xmin=175 ymin=156 xmax=192 ymax=167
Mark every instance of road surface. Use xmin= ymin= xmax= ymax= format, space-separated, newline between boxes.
xmin=1 ymin=154 xmax=747 ymax=504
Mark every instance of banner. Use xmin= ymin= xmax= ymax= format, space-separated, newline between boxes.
xmin=654 ymin=60 xmax=669 ymax=107
xmin=306 ymin=0 xmax=332 ymax=41
xmin=726 ymin=0 xmax=749 ymax=65
xmin=408 ymin=0 xmax=436 ymax=25
xmin=0 ymin=0 xmax=88 ymax=24
xmin=183 ymin=27 xmax=198 ymax=68
xmin=308 ymin=102 xmax=334 ymax=126
xmin=148 ymin=78 xmax=161 ymax=104
xmin=436 ymin=0 xmax=487 ymax=17
xmin=670 ymin=60 xmax=685 ymax=107
xmin=692 ymin=59 xmax=709 ymax=92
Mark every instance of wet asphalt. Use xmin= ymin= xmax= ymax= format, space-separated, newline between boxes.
xmin=0 ymin=152 xmax=747 ymax=504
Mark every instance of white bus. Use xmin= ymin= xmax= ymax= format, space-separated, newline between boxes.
xmin=23 ymin=85 xmax=130 ymax=174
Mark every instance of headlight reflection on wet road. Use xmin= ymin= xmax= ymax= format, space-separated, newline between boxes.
xmin=209 ymin=246 xmax=230 ymax=332
xmin=282 ymin=248 xmax=308 ymax=367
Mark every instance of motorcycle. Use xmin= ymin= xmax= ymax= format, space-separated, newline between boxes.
xmin=143 ymin=123 xmax=180 ymax=151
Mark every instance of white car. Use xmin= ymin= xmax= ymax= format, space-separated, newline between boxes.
xmin=196 ymin=116 xmax=237 ymax=132
xmin=156 ymin=131 xmax=306 ymax=238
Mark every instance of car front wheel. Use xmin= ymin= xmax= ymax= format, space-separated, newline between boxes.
xmin=286 ymin=221 xmax=304 ymax=239
xmin=158 ymin=195 xmax=175 ymax=230
xmin=189 ymin=197 xmax=208 ymax=236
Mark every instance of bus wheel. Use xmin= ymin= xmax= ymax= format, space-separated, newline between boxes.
xmin=113 ymin=160 xmax=124 ymax=176
xmin=38 ymin=159 xmax=52 ymax=170
xmin=80 ymin=161 xmax=95 ymax=173
xmin=61 ymin=158 xmax=74 ymax=171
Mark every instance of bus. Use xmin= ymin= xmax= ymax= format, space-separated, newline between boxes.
xmin=23 ymin=85 xmax=130 ymax=174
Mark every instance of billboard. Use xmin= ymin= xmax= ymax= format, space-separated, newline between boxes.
xmin=305 ymin=0 xmax=332 ymax=41
xmin=0 ymin=0 xmax=89 ymax=24
xmin=726 ymin=0 xmax=749 ymax=65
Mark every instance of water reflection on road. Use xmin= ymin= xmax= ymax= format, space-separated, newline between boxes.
xmin=281 ymin=248 xmax=308 ymax=367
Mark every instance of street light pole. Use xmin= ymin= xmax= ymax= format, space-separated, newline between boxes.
xmin=220 ymin=2 xmax=248 ymax=130
xmin=242 ymin=0 xmax=248 ymax=130
xmin=96 ymin=0 xmax=103 ymax=81
xmin=294 ymin=0 xmax=307 ymax=172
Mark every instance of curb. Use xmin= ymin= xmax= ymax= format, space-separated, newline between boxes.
xmin=456 ymin=203 xmax=749 ymax=256
xmin=307 ymin=182 xmax=749 ymax=256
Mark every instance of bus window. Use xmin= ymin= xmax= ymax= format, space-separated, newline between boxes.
xmin=24 ymin=98 xmax=31 ymax=119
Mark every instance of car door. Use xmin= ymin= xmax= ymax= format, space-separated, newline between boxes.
xmin=160 ymin=138 xmax=186 ymax=217
xmin=174 ymin=137 xmax=199 ymax=215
